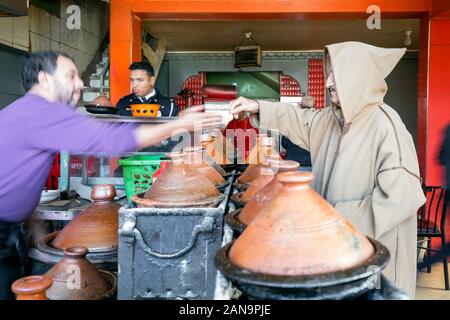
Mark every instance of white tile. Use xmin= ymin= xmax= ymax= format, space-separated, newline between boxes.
xmin=81 ymin=52 xmax=94 ymax=69
xmin=60 ymin=0 xmax=73 ymax=19
xmin=12 ymin=16 xmax=29 ymax=48
xmin=51 ymin=16 xmax=60 ymax=42
xmin=74 ymin=50 xmax=83 ymax=67
xmin=78 ymin=5 xmax=88 ymax=33
xmin=76 ymin=29 xmax=85 ymax=50
xmin=29 ymin=32 xmax=40 ymax=51
xmin=0 ymin=17 xmax=13 ymax=42
xmin=68 ymin=46 xmax=77 ymax=61
xmin=51 ymin=40 xmax=60 ymax=51
xmin=12 ymin=43 xmax=29 ymax=53
xmin=28 ymin=5 xmax=40 ymax=34
xmin=60 ymin=19 xmax=69 ymax=45
xmin=39 ymin=10 xmax=51 ymax=36
xmin=40 ymin=35 xmax=51 ymax=51
xmin=90 ymin=33 xmax=101 ymax=55
xmin=59 ymin=43 xmax=69 ymax=55
xmin=81 ymin=32 xmax=93 ymax=55
xmin=80 ymin=52 xmax=93 ymax=74
xmin=68 ymin=29 xmax=78 ymax=49
xmin=0 ymin=39 xmax=13 ymax=48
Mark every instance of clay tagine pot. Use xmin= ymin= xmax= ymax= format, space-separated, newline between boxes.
xmin=90 ymin=93 xmax=113 ymax=107
xmin=200 ymin=133 xmax=228 ymax=176
xmin=235 ymin=154 xmax=281 ymax=190
xmin=183 ymin=146 xmax=226 ymax=186
xmin=12 ymin=275 xmax=53 ymax=300
xmin=237 ymin=157 xmax=300 ymax=204
xmin=45 ymin=246 xmax=116 ymax=300
xmin=132 ymin=152 xmax=224 ymax=208
xmin=238 ymin=159 xmax=300 ymax=225
xmin=51 ymin=185 xmax=119 ymax=251
xmin=244 ymin=134 xmax=279 ymax=165
xmin=229 ymin=171 xmax=374 ymax=276
xmin=201 ymin=130 xmax=233 ymax=166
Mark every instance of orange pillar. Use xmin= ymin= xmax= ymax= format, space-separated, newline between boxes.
xmin=110 ymin=0 xmax=142 ymax=105
xmin=426 ymin=19 xmax=450 ymax=186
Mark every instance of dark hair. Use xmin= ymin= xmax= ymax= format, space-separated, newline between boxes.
xmin=129 ymin=61 xmax=155 ymax=77
xmin=21 ymin=50 xmax=73 ymax=91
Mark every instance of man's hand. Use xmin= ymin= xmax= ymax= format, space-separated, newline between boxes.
xmin=229 ymin=97 xmax=260 ymax=119
xmin=176 ymin=105 xmax=223 ymax=132
xmin=134 ymin=105 xmax=222 ymax=149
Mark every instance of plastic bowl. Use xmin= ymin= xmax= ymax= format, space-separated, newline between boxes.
xmin=130 ymin=104 xmax=160 ymax=117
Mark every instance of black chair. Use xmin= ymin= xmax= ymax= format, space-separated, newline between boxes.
xmin=417 ymin=186 xmax=448 ymax=290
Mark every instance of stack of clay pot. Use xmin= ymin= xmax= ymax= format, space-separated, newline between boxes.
xmin=231 ymin=158 xmax=299 ymax=209
xmin=215 ymin=172 xmax=389 ymax=300
xmin=229 ymin=171 xmax=374 ymax=276
xmin=36 ymin=185 xmax=120 ymax=271
xmin=244 ymin=134 xmax=279 ymax=165
xmin=201 ymin=131 xmax=234 ymax=166
xmin=235 ymin=153 xmax=281 ymax=191
xmin=182 ymin=146 xmax=226 ymax=187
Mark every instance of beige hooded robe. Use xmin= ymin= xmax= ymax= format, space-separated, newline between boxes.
xmin=253 ymin=42 xmax=426 ymax=298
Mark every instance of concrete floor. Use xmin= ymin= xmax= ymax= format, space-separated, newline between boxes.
xmin=416 ymin=263 xmax=450 ymax=299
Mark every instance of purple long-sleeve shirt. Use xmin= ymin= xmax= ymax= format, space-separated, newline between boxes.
xmin=0 ymin=93 xmax=139 ymax=223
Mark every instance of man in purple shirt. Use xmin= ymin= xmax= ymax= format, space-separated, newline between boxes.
xmin=0 ymin=51 xmax=221 ymax=299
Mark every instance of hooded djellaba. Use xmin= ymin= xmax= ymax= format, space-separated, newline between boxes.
xmin=249 ymin=41 xmax=426 ymax=298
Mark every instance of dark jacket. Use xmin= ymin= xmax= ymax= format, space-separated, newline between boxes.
xmin=116 ymin=90 xmax=179 ymax=117
xmin=281 ymin=136 xmax=312 ymax=167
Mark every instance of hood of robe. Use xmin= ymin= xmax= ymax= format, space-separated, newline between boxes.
xmin=324 ymin=41 xmax=406 ymax=124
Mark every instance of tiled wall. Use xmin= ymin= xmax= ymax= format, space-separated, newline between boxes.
xmin=0 ymin=0 xmax=109 ymax=74
xmin=0 ymin=16 xmax=29 ymax=52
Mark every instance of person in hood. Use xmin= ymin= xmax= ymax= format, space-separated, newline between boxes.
xmin=229 ymin=41 xmax=426 ymax=298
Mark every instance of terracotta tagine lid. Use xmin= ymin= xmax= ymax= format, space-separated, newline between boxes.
xmin=244 ymin=134 xmax=279 ymax=165
xmin=237 ymin=154 xmax=281 ymax=188
xmin=90 ymin=93 xmax=113 ymax=107
xmin=183 ymin=146 xmax=226 ymax=185
xmin=199 ymin=134 xmax=228 ymax=176
xmin=229 ymin=171 xmax=374 ymax=276
xmin=239 ymin=159 xmax=300 ymax=225
xmin=132 ymin=152 xmax=223 ymax=208
xmin=201 ymin=132 xmax=214 ymax=148
xmin=45 ymin=246 xmax=115 ymax=300
xmin=52 ymin=185 xmax=119 ymax=251
xmin=240 ymin=158 xmax=299 ymax=203
xmin=202 ymin=131 xmax=233 ymax=165
xmin=12 ymin=275 xmax=53 ymax=300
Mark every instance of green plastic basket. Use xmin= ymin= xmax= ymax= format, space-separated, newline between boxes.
xmin=118 ymin=155 xmax=169 ymax=202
